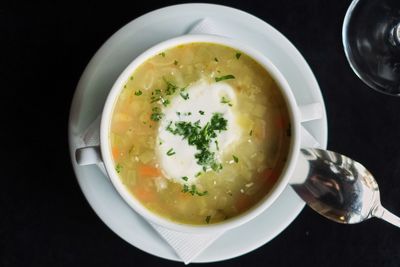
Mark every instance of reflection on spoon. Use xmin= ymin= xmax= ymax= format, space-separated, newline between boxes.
xmin=291 ymin=148 xmax=400 ymax=227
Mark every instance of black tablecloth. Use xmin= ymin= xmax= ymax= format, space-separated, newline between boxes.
xmin=2 ymin=0 xmax=400 ymax=266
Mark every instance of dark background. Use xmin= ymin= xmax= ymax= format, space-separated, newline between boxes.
xmin=2 ymin=0 xmax=400 ymax=266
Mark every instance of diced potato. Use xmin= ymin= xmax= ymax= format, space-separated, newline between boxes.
xmin=139 ymin=150 xmax=154 ymax=164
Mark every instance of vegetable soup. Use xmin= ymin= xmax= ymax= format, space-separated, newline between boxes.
xmin=109 ymin=43 xmax=291 ymax=225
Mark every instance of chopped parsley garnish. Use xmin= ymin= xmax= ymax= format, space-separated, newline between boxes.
xmin=221 ymin=96 xmax=233 ymax=106
xmin=161 ymin=98 xmax=170 ymax=107
xmin=164 ymin=78 xmax=178 ymax=95
xmin=215 ymin=140 xmax=219 ymax=151
xmin=177 ymin=112 xmax=191 ymax=116
xmin=166 ymin=148 xmax=176 ymax=156
xmin=180 ymin=92 xmax=189 ymax=100
xmin=233 ymin=155 xmax=239 ymax=163
xmin=174 ymin=60 xmax=178 ymax=65
xmin=130 ymin=76 xmax=133 ymax=80
xmin=182 ymin=184 xmax=189 ymax=193
xmin=249 ymin=130 xmax=253 ymax=136
xmin=199 ymin=110 xmax=205 ymax=115
xmin=182 ymin=176 xmax=189 ymax=181
xmin=166 ymin=113 xmax=228 ymax=171
xmin=134 ymin=90 xmax=142 ymax=96
xmin=205 ymin=216 xmax=211 ymax=224
xmin=159 ymin=52 xmax=165 ymax=57
xmin=235 ymin=52 xmax=242 ymax=59
xmin=151 ymin=113 xmax=163 ymax=121
xmin=214 ymin=57 xmax=219 ymax=62
xmin=181 ymin=184 xmax=208 ymax=196
xmin=150 ymin=107 xmax=163 ymax=121
xmin=215 ymin=74 xmax=235 ymax=82
xmin=115 ymin=164 xmax=123 ymax=173
xmin=150 ymin=89 xmax=162 ymax=103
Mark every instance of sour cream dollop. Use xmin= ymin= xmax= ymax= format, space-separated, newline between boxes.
xmin=156 ymin=80 xmax=241 ymax=184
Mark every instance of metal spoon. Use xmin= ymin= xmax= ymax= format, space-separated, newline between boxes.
xmin=291 ymin=148 xmax=400 ymax=227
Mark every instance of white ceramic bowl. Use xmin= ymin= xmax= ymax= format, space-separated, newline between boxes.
xmin=86 ymin=34 xmax=301 ymax=234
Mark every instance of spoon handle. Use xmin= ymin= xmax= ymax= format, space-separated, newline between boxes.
xmin=373 ymin=205 xmax=400 ymax=228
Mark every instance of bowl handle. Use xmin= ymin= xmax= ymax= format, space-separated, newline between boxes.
xmin=75 ymin=146 xmax=102 ymax=166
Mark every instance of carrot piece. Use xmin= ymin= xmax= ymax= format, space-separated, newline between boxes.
xmin=134 ymin=187 xmax=155 ymax=202
xmin=112 ymin=147 xmax=119 ymax=160
xmin=138 ymin=164 xmax=161 ymax=177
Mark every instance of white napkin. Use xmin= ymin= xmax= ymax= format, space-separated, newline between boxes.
xmin=78 ymin=19 xmax=322 ymax=264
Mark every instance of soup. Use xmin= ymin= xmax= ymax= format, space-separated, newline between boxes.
xmin=109 ymin=42 xmax=291 ymax=225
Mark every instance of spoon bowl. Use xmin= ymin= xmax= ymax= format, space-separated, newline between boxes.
xmin=291 ymin=148 xmax=400 ymax=227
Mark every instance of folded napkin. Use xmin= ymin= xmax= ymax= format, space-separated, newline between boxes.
xmin=78 ymin=19 xmax=321 ymax=264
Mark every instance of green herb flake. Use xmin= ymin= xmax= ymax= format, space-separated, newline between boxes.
xmin=180 ymin=92 xmax=189 ymax=100
xmin=159 ymin=52 xmax=165 ymax=57
xmin=164 ymin=78 xmax=178 ymax=95
xmin=174 ymin=60 xmax=178 ymax=65
xmin=115 ymin=164 xmax=123 ymax=173
xmin=182 ymin=176 xmax=189 ymax=181
xmin=182 ymin=184 xmax=189 ymax=193
xmin=221 ymin=96 xmax=233 ymax=106
xmin=233 ymin=155 xmax=239 ymax=163
xmin=215 ymin=74 xmax=235 ymax=82
xmin=130 ymin=76 xmax=133 ymax=80
xmin=134 ymin=90 xmax=142 ymax=96
xmin=214 ymin=57 xmax=219 ymax=62
xmin=161 ymin=98 xmax=170 ymax=107
xmin=235 ymin=52 xmax=242 ymax=59
xmin=249 ymin=130 xmax=253 ymax=136
xmin=195 ymin=172 xmax=202 ymax=177
xmin=166 ymin=148 xmax=176 ymax=156
xmin=205 ymin=216 xmax=211 ymax=224
xmin=181 ymin=184 xmax=207 ymax=196
xmin=199 ymin=110 xmax=205 ymax=115
xmin=197 ymin=190 xmax=208 ymax=196
xmin=215 ymin=140 xmax=219 ymax=151
xmin=150 ymin=107 xmax=163 ymax=122
xmin=151 ymin=113 xmax=163 ymax=121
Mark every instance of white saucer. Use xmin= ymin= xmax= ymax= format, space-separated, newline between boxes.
xmin=68 ymin=4 xmax=327 ymax=263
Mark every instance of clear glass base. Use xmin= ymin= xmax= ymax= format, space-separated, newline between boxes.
xmin=343 ymin=0 xmax=400 ymax=96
